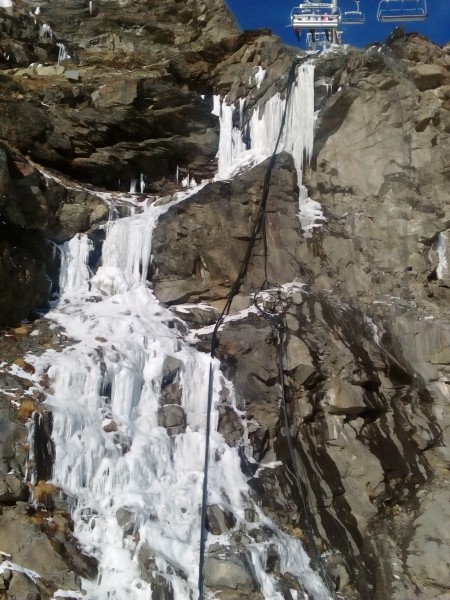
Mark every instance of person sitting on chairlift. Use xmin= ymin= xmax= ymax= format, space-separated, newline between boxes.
xmin=322 ymin=12 xmax=330 ymax=42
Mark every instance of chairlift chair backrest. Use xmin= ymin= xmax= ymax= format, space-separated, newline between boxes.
xmin=291 ymin=2 xmax=340 ymax=29
xmin=377 ymin=0 xmax=427 ymax=22
xmin=341 ymin=1 xmax=365 ymax=24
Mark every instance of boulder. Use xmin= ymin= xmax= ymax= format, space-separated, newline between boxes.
xmin=161 ymin=356 xmax=182 ymax=387
xmin=91 ymin=81 xmax=138 ymax=108
xmin=206 ymin=504 xmax=237 ymax=535
xmin=408 ymin=63 xmax=447 ymax=91
xmin=152 ymin=153 xmax=300 ymax=305
xmin=322 ymin=380 xmax=369 ymax=415
xmin=0 ymin=473 xmax=28 ymax=504
xmin=36 ymin=65 xmax=65 ymax=77
xmin=204 ymin=552 xmax=258 ymax=594
xmin=157 ymin=405 xmax=186 ymax=435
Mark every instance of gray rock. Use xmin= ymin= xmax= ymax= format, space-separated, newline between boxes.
xmin=152 ymin=154 xmax=300 ymax=306
xmin=58 ymin=204 xmax=91 ymax=233
xmin=322 ymin=380 xmax=368 ymax=415
xmin=206 ymin=504 xmax=237 ymax=535
xmin=91 ymin=81 xmax=138 ymax=108
xmin=64 ymin=70 xmax=79 ymax=82
xmin=36 ymin=65 xmax=65 ymax=77
xmin=170 ymin=305 xmax=219 ymax=328
xmin=148 ymin=573 xmax=174 ymax=600
xmin=0 ymin=473 xmax=28 ymax=504
xmin=116 ymin=507 xmax=136 ymax=528
xmin=6 ymin=571 xmax=41 ymax=600
xmin=204 ymin=552 xmax=258 ymax=594
xmin=0 ymin=506 xmax=94 ymax=590
xmin=0 ymin=415 xmax=27 ymax=475
xmin=157 ymin=405 xmax=186 ymax=435
xmin=217 ymin=405 xmax=244 ymax=446
xmin=406 ymin=488 xmax=450 ymax=594
xmin=432 ymin=446 xmax=450 ymax=469
xmin=408 ymin=63 xmax=447 ymax=91
xmin=161 ymin=356 xmax=182 ymax=387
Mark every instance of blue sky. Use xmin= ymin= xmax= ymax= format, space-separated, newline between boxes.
xmin=224 ymin=1 xmax=449 ymax=49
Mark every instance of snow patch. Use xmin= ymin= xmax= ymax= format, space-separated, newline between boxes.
xmin=0 ymin=561 xmax=40 ymax=582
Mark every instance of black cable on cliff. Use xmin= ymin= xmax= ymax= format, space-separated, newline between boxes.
xmin=197 ymin=56 xmax=335 ymax=600
xmin=253 ymin=298 xmax=336 ymax=598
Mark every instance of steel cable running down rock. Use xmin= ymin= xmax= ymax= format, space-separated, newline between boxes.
xmin=198 ymin=56 xmax=336 ymax=600
xmin=251 ymin=296 xmax=337 ymax=599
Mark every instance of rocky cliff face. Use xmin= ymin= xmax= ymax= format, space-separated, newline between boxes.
xmin=1 ymin=0 xmax=450 ymax=598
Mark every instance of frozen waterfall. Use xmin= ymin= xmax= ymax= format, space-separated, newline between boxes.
xmin=214 ymin=64 xmax=325 ymax=236
xmin=27 ymin=64 xmax=331 ymax=600
xmin=214 ymin=64 xmax=314 ymax=180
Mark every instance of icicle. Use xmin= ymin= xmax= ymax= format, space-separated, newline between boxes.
xmin=39 ymin=24 xmax=53 ymax=40
xmin=139 ymin=173 xmax=145 ymax=194
xmin=215 ymin=97 xmax=247 ymax=180
xmin=298 ymin=185 xmax=326 ymax=238
xmin=59 ymin=233 xmax=91 ymax=295
xmin=239 ymin=97 xmax=245 ymax=129
xmin=129 ymin=178 xmax=137 ymax=194
xmin=434 ymin=231 xmax=448 ymax=280
xmin=214 ymin=65 xmax=315 ymax=182
xmin=181 ymin=174 xmax=190 ymax=188
xmin=25 ymin=418 xmax=36 ymax=485
xmin=253 ymin=65 xmax=266 ymax=89
xmin=89 ymin=0 xmax=93 ymax=15
xmin=57 ymin=42 xmax=70 ymax=64
xmin=211 ymin=94 xmax=221 ymax=117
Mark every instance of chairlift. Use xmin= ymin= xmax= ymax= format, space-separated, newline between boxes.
xmin=341 ymin=1 xmax=365 ymax=24
xmin=377 ymin=0 xmax=427 ymax=22
xmin=290 ymin=2 xmax=340 ymax=31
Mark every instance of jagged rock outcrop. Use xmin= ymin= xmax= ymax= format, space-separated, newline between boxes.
xmin=152 ymin=152 xmax=301 ymax=304
xmin=1 ymin=0 xmax=450 ymax=597
xmin=0 ymin=0 xmax=298 ymax=324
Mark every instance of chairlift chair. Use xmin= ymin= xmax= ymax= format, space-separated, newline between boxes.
xmin=341 ymin=1 xmax=365 ymax=24
xmin=377 ymin=0 xmax=427 ymax=22
xmin=306 ymin=29 xmax=342 ymax=49
xmin=291 ymin=2 xmax=340 ymax=30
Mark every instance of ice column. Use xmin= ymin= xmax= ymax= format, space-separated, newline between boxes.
xmin=213 ymin=64 xmax=315 ymax=182
xmin=59 ymin=233 xmax=91 ymax=295
xmin=215 ymin=98 xmax=247 ymax=179
xmin=249 ymin=63 xmax=315 ymax=179
xmin=434 ymin=231 xmax=448 ymax=280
